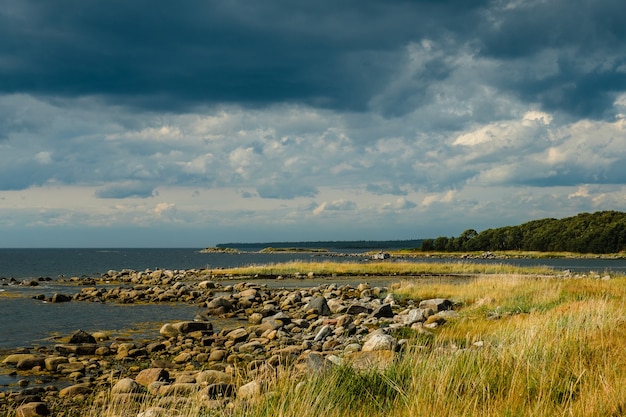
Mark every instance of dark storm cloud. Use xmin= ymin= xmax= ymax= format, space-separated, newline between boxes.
xmin=2 ymin=0 xmax=625 ymax=119
xmin=480 ymin=0 xmax=626 ymax=119
xmin=0 ymin=0 xmax=487 ymax=112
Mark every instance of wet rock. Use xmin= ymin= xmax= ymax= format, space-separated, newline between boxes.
xmin=54 ymin=344 xmax=97 ymax=355
xmin=51 ymin=293 xmax=72 ymax=303
xmin=16 ymin=356 xmax=45 ymax=371
xmin=69 ymin=330 xmax=96 ymax=344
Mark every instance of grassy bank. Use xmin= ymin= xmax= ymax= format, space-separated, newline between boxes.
xmin=209 ymin=260 xmax=558 ymax=277
xmin=226 ymin=274 xmax=626 ymax=417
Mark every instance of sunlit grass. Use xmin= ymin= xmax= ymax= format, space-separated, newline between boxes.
xmin=210 ymin=261 xmax=557 ymax=277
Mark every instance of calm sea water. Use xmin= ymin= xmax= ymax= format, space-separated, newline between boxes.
xmin=1 ymin=248 xmax=626 ymax=352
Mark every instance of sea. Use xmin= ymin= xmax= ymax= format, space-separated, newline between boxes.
xmin=1 ymin=248 xmax=626 ymax=353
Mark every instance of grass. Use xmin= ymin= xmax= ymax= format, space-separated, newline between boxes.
xmin=209 ymin=260 xmax=558 ymax=277
xmin=232 ymin=274 xmax=626 ymax=417
xmin=10 ymin=270 xmax=626 ymax=417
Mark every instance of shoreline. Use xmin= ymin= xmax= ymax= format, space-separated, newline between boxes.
xmin=0 ymin=263 xmax=619 ymax=416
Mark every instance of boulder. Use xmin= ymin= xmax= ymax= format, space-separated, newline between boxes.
xmin=16 ymin=356 xmax=45 ymax=371
xmin=15 ymin=402 xmax=50 ymax=417
xmin=238 ymin=380 xmax=262 ymax=399
xmin=68 ymin=330 xmax=96 ymax=344
xmin=58 ymin=383 xmax=92 ymax=398
xmin=304 ymin=296 xmax=331 ymax=316
xmin=195 ymin=370 xmax=232 ymax=385
xmin=371 ymin=303 xmax=394 ymax=318
xmin=202 ymin=383 xmax=235 ymax=399
xmin=419 ymin=298 xmax=453 ymax=312
xmin=51 ymin=293 xmax=72 ymax=303
xmin=136 ymin=368 xmax=170 ymax=387
xmin=54 ymin=344 xmax=97 ymax=355
xmin=362 ymin=333 xmax=397 ymax=352
xmin=171 ymin=321 xmax=213 ymax=334
xmin=111 ymin=377 xmax=141 ymax=394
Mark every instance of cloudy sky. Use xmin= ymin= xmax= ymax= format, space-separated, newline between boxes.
xmin=1 ymin=0 xmax=626 ymax=247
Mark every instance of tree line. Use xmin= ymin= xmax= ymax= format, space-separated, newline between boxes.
xmin=420 ymin=211 xmax=626 ymax=254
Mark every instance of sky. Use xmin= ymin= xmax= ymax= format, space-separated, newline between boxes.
xmin=1 ymin=0 xmax=626 ymax=248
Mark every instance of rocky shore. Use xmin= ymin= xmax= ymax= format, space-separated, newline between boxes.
xmin=1 ymin=269 xmax=459 ymax=416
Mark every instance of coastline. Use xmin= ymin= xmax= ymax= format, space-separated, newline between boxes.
xmin=1 ymin=259 xmax=624 ymax=416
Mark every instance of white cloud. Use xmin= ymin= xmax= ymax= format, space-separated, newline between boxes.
xmin=313 ymin=199 xmax=357 ymax=215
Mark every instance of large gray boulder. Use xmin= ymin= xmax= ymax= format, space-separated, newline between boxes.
xmin=304 ymin=296 xmax=331 ymax=316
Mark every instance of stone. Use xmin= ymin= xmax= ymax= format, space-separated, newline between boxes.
xmin=238 ymin=340 xmax=262 ymax=353
xmin=159 ymin=323 xmax=179 ymax=338
xmin=171 ymin=321 xmax=213 ymax=334
xmin=161 ymin=382 xmax=200 ymax=396
xmin=54 ymin=344 xmax=97 ymax=355
xmin=206 ymin=297 xmax=233 ymax=313
xmin=419 ymin=298 xmax=453 ymax=312
xmin=238 ymin=380 xmax=262 ymax=399
xmin=208 ymin=349 xmax=228 ymax=362
xmin=57 ymin=362 xmax=85 ymax=375
xmin=15 ymin=402 xmax=50 ymax=417
xmin=196 ymin=370 xmax=232 ymax=385
xmin=345 ymin=350 xmax=397 ymax=371
xmin=304 ymin=296 xmax=331 ymax=316
xmin=362 ymin=333 xmax=397 ymax=352
xmin=51 ymin=293 xmax=72 ymax=303
xmin=371 ymin=303 xmax=394 ymax=318
xmin=173 ymin=352 xmax=192 ymax=364
xmin=58 ymin=383 xmax=92 ymax=397
xmin=313 ymin=325 xmax=332 ymax=342
xmin=226 ymin=328 xmax=248 ymax=343
xmin=202 ymin=383 xmax=235 ymax=399
xmin=68 ymin=329 xmax=96 ymax=344
xmin=111 ymin=377 xmax=140 ymax=394
xmin=136 ymin=368 xmax=169 ymax=387
xmin=2 ymin=354 xmax=40 ymax=365
xmin=345 ymin=304 xmax=372 ymax=315
xmin=16 ymin=356 xmax=45 ymax=371
xmin=305 ymin=352 xmax=328 ymax=373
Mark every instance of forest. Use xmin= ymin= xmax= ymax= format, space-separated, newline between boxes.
xmin=420 ymin=211 xmax=626 ymax=254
